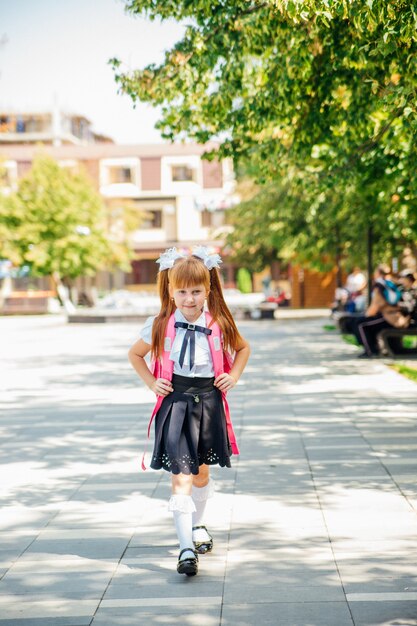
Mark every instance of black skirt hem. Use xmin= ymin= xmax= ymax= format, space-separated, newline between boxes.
xmin=150 ymin=456 xmax=232 ymax=476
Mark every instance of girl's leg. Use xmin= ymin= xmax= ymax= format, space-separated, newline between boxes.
xmin=169 ymin=473 xmax=196 ymax=569
xmin=192 ymin=464 xmax=214 ymax=550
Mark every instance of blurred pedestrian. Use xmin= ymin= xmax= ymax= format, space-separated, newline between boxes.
xmin=353 ymin=264 xmax=410 ymax=358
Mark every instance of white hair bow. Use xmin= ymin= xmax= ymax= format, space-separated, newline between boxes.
xmin=156 ymin=247 xmax=186 ymax=272
xmin=193 ymin=246 xmax=222 ymax=270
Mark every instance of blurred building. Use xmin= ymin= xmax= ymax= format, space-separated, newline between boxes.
xmin=1 ymin=110 xmax=340 ymax=309
xmin=0 ymin=110 xmax=113 ymax=146
xmin=0 ymin=117 xmax=239 ymax=293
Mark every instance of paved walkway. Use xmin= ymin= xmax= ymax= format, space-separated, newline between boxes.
xmin=1 ymin=315 xmax=417 ymax=626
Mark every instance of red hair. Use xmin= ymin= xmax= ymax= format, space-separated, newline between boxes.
xmin=151 ymin=255 xmax=243 ymax=360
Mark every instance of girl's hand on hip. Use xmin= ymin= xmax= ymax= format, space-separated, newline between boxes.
xmin=214 ymin=373 xmax=236 ymax=392
xmin=151 ymin=377 xmax=173 ymax=396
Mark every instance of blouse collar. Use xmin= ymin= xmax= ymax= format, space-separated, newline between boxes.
xmin=174 ymin=308 xmax=206 ymax=327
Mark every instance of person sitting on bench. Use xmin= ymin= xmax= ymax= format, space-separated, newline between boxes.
xmin=353 ymin=264 xmax=411 ymax=358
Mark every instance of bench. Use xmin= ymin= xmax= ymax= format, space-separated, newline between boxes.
xmin=334 ymin=312 xmax=362 ymax=333
xmin=377 ymin=326 xmax=417 ymax=358
xmin=242 ymin=301 xmax=277 ymax=320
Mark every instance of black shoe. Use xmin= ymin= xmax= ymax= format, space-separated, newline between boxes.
xmin=358 ymin=351 xmax=373 ymax=358
xmin=192 ymin=525 xmax=214 ymax=554
xmin=177 ymin=548 xmax=198 ymax=576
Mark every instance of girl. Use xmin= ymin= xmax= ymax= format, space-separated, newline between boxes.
xmin=128 ymin=246 xmax=250 ymax=577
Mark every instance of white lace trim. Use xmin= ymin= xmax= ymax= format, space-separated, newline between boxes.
xmin=191 ymin=478 xmax=215 ymax=502
xmin=168 ymin=494 xmax=196 ymax=513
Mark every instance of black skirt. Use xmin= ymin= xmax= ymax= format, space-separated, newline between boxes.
xmin=150 ymin=374 xmax=232 ymax=475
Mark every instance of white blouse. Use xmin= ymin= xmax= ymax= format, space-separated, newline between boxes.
xmin=140 ymin=309 xmax=215 ymax=377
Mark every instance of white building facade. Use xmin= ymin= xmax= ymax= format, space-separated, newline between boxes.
xmin=0 ymin=138 xmax=239 ymax=292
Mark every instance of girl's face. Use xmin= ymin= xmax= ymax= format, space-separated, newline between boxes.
xmin=170 ymin=283 xmax=208 ymax=322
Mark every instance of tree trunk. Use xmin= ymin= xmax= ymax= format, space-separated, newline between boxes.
xmin=335 ymin=224 xmax=343 ymax=288
xmin=0 ymin=275 xmax=12 ymax=310
xmin=367 ymin=224 xmax=373 ymax=306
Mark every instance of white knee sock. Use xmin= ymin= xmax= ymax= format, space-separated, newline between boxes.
xmin=168 ymin=494 xmax=196 ymax=560
xmin=192 ymin=479 xmax=214 ymax=543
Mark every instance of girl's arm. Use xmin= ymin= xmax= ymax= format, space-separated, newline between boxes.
xmin=214 ymin=336 xmax=250 ymax=392
xmin=128 ymin=338 xmax=173 ymax=396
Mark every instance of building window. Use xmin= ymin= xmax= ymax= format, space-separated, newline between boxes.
xmin=129 ymin=259 xmax=158 ymax=284
xmin=141 ymin=209 xmax=162 ymax=229
xmin=171 ymin=165 xmax=196 ymax=182
xmin=201 ymin=209 xmax=213 ymax=227
xmin=108 ymin=166 xmax=133 ymax=184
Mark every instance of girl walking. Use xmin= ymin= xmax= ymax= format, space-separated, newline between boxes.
xmin=128 ymin=246 xmax=250 ymax=576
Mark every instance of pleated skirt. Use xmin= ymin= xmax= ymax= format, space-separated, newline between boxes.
xmin=150 ymin=374 xmax=232 ymax=475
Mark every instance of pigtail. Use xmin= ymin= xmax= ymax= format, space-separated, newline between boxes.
xmin=151 ymin=269 xmax=176 ymax=360
xmin=207 ymin=267 xmax=243 ymax=354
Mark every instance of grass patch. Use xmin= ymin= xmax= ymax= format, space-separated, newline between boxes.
xmin=323 ymin=324 xmax=336 ymax=331
xmin=390 ymin=363 xmax=417 ymax=383
xmin=403 ymin=336 xmax=417 ymax=349
xmin=342 ymin=334 xmax=359 ymax=346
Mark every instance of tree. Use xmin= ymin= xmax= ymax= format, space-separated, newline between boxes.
xmin=0 ymin=154 xmax=132 ymax=309
xmin=113 ymin=1 xmax=417 ymax=168
xmin=112 ymin=1 xmax=417 ymax=272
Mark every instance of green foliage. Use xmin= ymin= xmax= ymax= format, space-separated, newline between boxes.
xmin=236 ymin=267 xmax=252 ymax=293
xmin=112 ymin=0 xmax=417 ymax=270
xmin=0 ymin=154 xmax=131 ymax=281
xmin=115 ymin=1 xmax=417 ymax=166
xmin=390 ymin=363 xmax=417 ymax=382
xmin=342 ymin=333 xmax=359 ymax=346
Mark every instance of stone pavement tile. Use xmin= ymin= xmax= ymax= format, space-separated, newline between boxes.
xmin=0 ymin=595 xmax=98 ymax=621
xmin=309 ymin=463 xmax=391 ymax=479
xmin=318 ymin=486 xmax=413 ymax=513
xmin=3 ymin=554 xmax=118 ymax=575
xmin=348 ymin=599 xmax=417 ymax=626
xmin=0 ymin=618 xmax=91 ymax=626
xmin=104 ymin=579 xmax=224 ymax=598
xmin=221 ymin=601 xmax=353 ymax=626
xmin=224 ymin=582 xmax=345 ymax=603
xmin=23 ymin=537 xmax=129 ymax=559
xmin=304 ymin=441 xmax=371 ymax=453
xmin=323 ymin=507 xmax=417 ymax=541
xmin=0 ymin=570 xmax=112 ymax=596
xmin=313 ymin=473 xmax=395 ymax=484
xmin=0 ymin=535 xmax=39 ymax=555
xmin=344 ymin=578 xmax=417 ymax=594
xmin=329 ymin=537 xmax=417 ymax=555
xmin=34 ymin=527 xmax=135 ymax=541
xmin=91 ymin=605 xmax=221 ymax=626
xmin=128 ymin=525 xmax=175 ymax=548
xmin=336 ymin=556 xmax=417 ymax=591
xmin=225 ymin=551 xmax=340 ymax=587
xmin=361 ymin=429 xmax=417 ymax=439
xmin=305 ymin=448 xmax=377 ymax=462
xmin=0 ymin=566 xmax=13 ymax=579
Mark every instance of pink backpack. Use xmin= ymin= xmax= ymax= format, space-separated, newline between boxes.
xmin=142 ymin=312 xmax=239 ymax=470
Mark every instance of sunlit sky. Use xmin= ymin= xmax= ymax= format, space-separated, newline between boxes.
xmin=0 ymin=0 xmax=185 ymax=143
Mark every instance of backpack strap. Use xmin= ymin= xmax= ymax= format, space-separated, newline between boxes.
xmin=205 ymin=312 xmax=240 ymax=455
xmin=141 ymin=314 xmax=175 ymax=470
